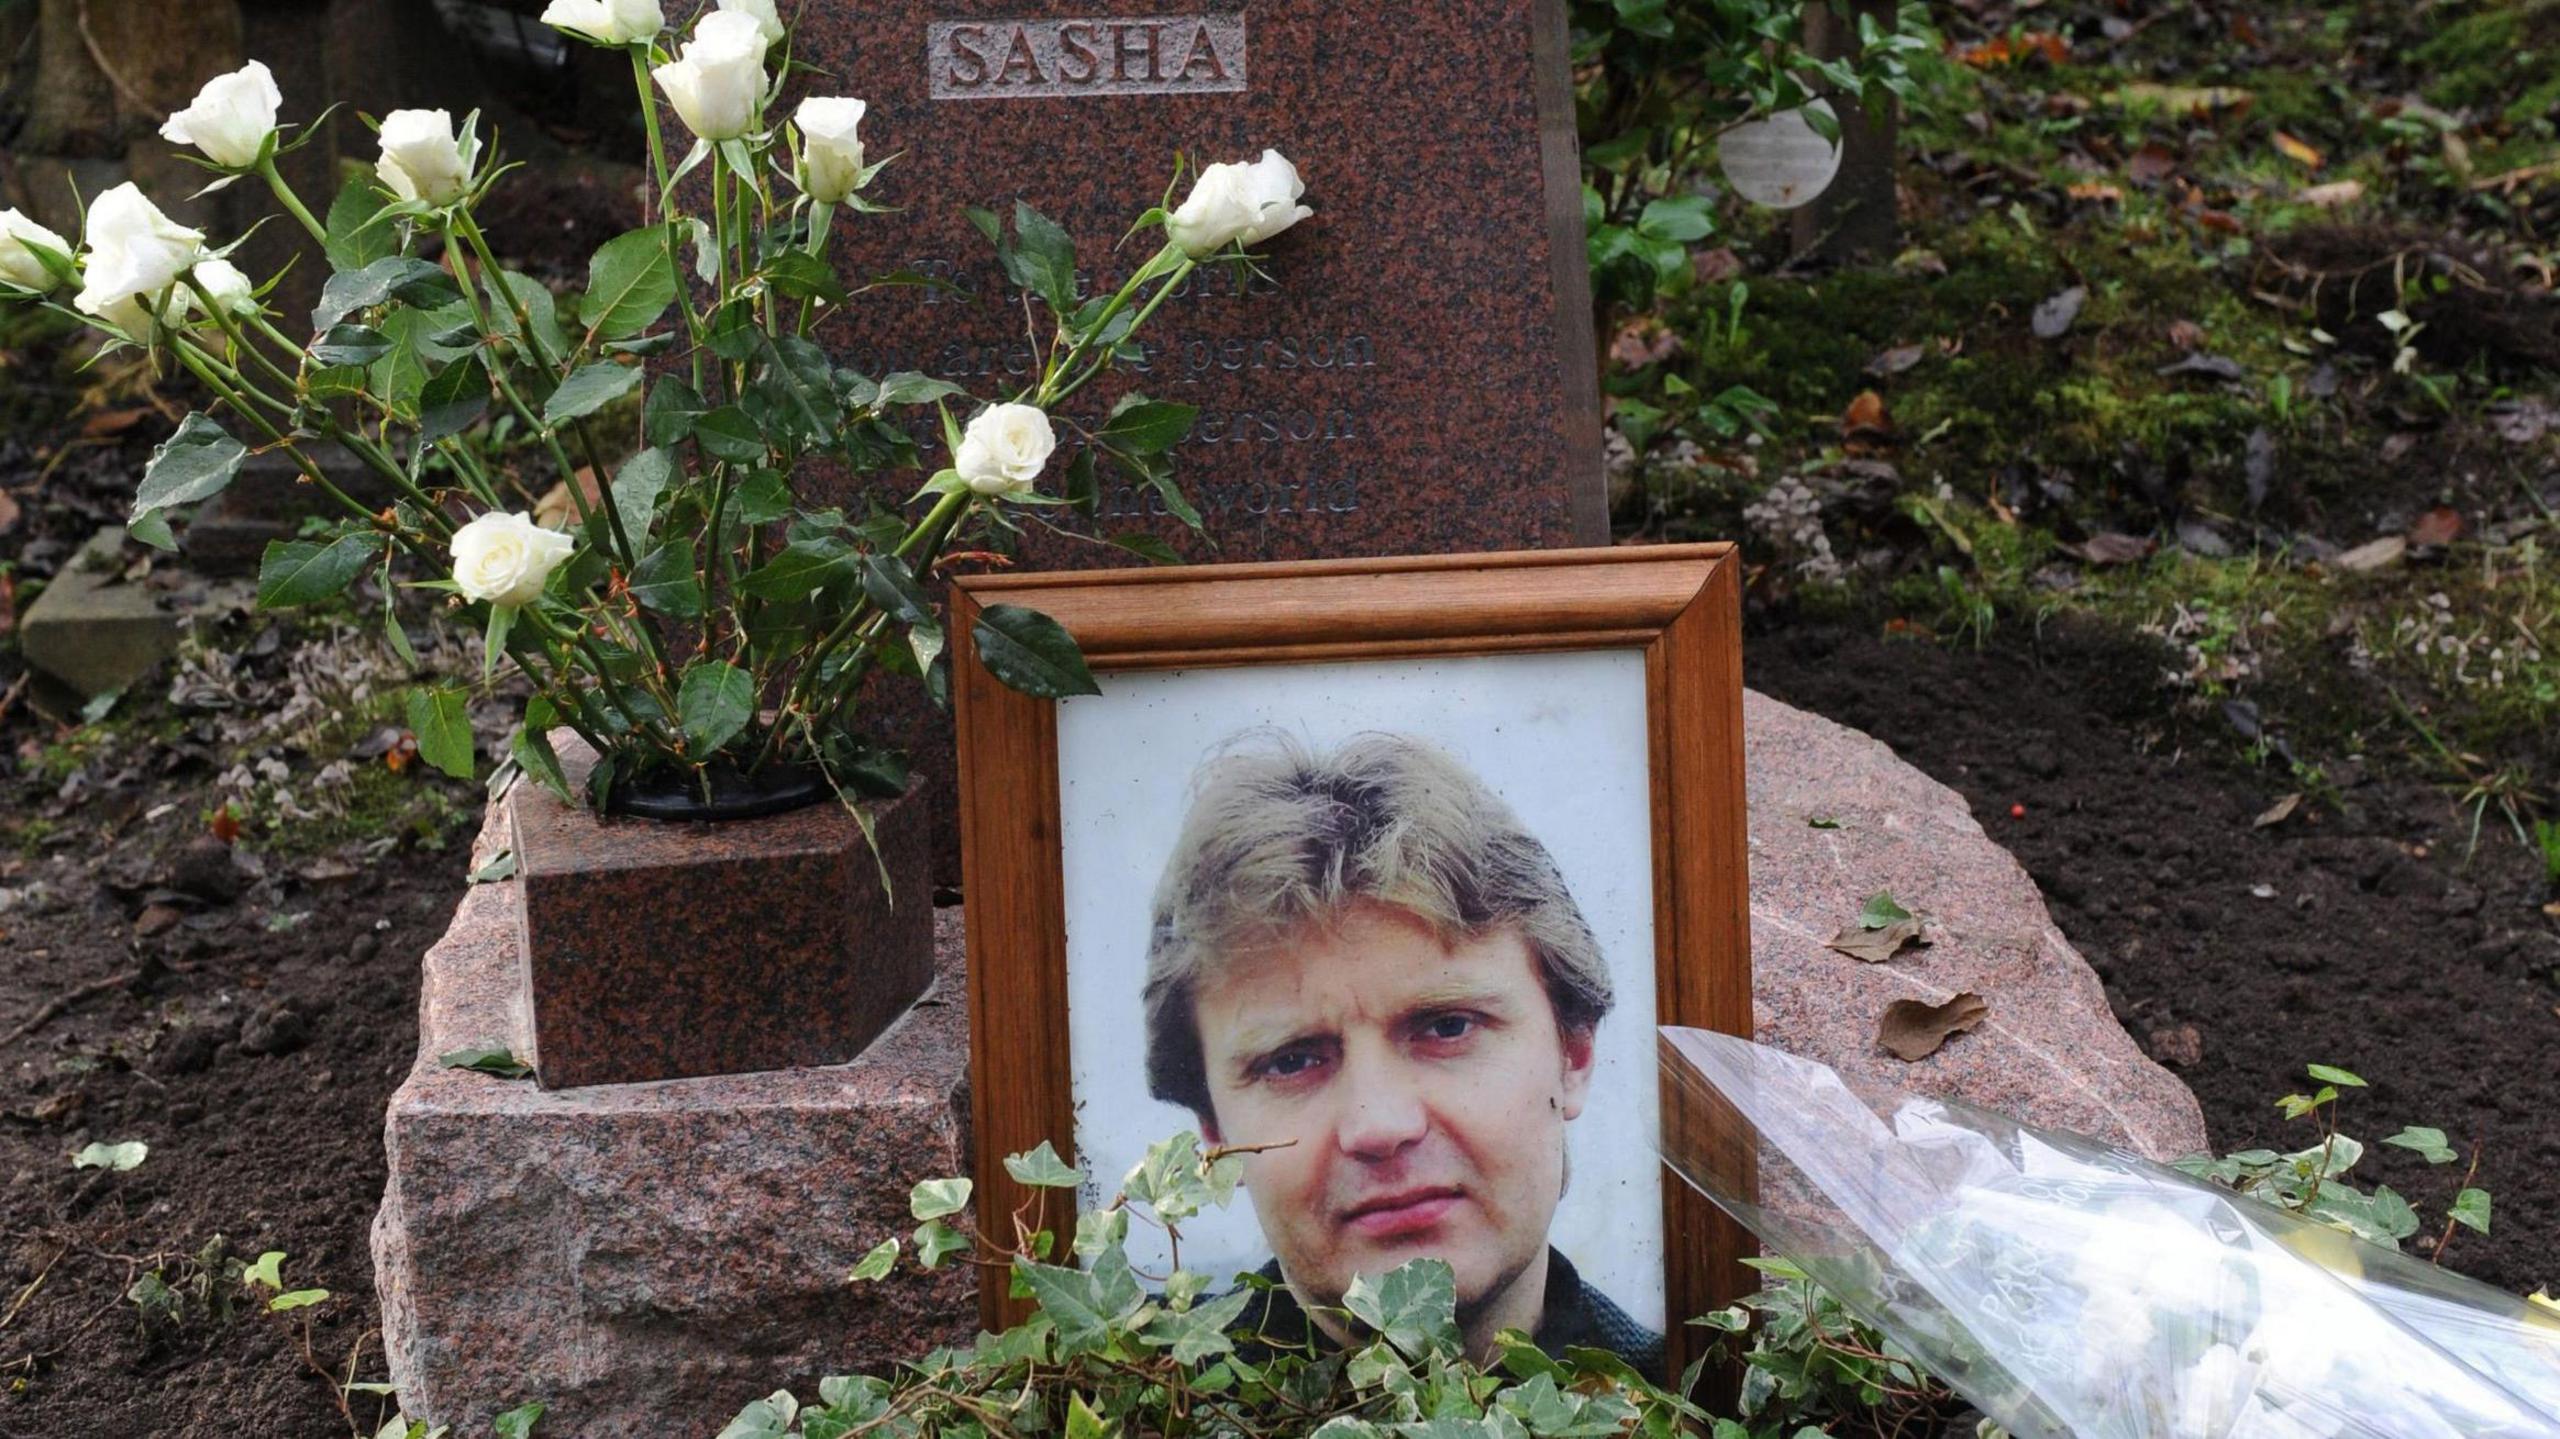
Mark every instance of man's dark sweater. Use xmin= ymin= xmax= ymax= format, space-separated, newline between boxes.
xmin=1224 ymin=1248 xmax=1665 ymax=1385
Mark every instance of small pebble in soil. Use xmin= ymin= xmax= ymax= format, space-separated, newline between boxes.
xmin=238 ymin=1005 xmax=311 ymax=1058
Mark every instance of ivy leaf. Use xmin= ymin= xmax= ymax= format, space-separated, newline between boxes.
xmin=2381 ymin=1126 xmax=2459 ymax=1164
xmin=267 ymin=1289 xmax=330 ymax=1312
xmin=1858 ymin=892 xmax=1913 ymax=928
xmin=257 ymin=532 xmax=383 ymax=609
xmin=2451 ymin=1188 xmax=2492 ymax=1235
xmin=135 ymin=413 xmax=247 ymax=520
xmin=846 ymin=1239 xmax=899 ymax=1283
xmin=1065 ymin=1392 xmax=1116 ymax=1439
xmin=909 ymin=1176 xmax=973 ymax=1221
xmin=2306 ymin=1063 xmax=2367 ymax=1089
xmin=1018 ymin=1249 xmax=1146 ymax=1354
xmin=493 ymin=1402 xmax=547 ymax=1439
xmin=678 ymin=661 xmax=755 ymax=757
xmin=72 ymin=1140 xmax=148 ymax=1171
xmin=1003 ymin=1141 xmax=1083 ymax=1190
xmin=972 ymin=604 xmax=1100 ymax=699
xmin=1140 ymin=1287 xmax=1252 ymax=1365
xmin=581 ymin=225 xmax=680 ymax=341
xmin=406 ymin=686 xmax=475 ymax=780
xmin=913 ymin=1219 xmax=970 ymax=1271
xmin=545 ymin=362 xmax=643 ymax=426
xmin=1072 ymin=1208 xmax=1127 ymax=1261
xmin=438 ymin=1042 xmax=533 ymax=1079
xmin=1342 ymin=1260 xmax=1460 ymax=1360
xmin=242 ymin=1251 xmax=287 ymax=1292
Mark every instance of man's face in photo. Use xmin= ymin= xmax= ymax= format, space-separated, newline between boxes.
xmin=1192 ymin=899 xmax=1597 ymax=1317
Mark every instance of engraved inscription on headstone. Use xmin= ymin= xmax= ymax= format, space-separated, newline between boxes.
xmin=928 ymin=15 xmax=1248 ymax=100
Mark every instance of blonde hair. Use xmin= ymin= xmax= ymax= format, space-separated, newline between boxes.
xmin=1141 ymin=730 xmax=1613 ymax=1123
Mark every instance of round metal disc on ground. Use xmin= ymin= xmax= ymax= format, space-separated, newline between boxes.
xmin=1719 ymin=101 xmax=1844 ymax=210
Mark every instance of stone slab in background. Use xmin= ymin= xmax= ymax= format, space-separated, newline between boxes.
xmin=512 ymin=745 xmax=934 ymax=1089
xmin=1742 ymin=690 xmax=2207 ymax=1158
xmin=375 ymin=694 xmax=2199 ymax=1434
xmin=185 ymin=446 xmax=391 ymax=579
xmin=18 ymin=528 xmax=180 ymax=699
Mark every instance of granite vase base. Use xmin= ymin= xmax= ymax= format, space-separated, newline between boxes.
xmin=374 ymin=862 xmax=976 ymax=1437
xmin=511 ymin=738 xmax=933 ymax=1090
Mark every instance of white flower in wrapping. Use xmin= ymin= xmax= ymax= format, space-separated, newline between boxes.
xmin=0 ymin=208 xmax=70 ymax=293
xmin=450 ymin=512 xmax=576 ymax=609
xmin=538 ymin=0 xmax=664 ymax=44
xmin=192 ymin=258 xmax=258 ymax=317
xmin=376 ymin=109 xmax=473 ymax=207
xmin=717 ymin=0 xmax=784 ymax=47
xmin=1168 ymin=149 xmax=1311 ymax=257
xmin=73 ymin=184 xmax=206 ymax=332
xmin=1235 ymin=149 xmax=1312 ymax=244
xmin=954 ymin=403 xmax=1056 ymax=498
xmin=2169 ymin=1341 xmax=2260 ymax=1439
xmin=159 ymin=61 xmax=284 ymax=169
xmin=653 ymin=10 xmax=770 ymax=142
xmin=796 ymin=97 xmax=867 ymax=204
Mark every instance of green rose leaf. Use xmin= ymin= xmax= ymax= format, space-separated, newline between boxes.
xmin=846 ymin=1238 xmax=899 ymax=1283
xmin=678 ymin=661 xmax=756 ymax=756
xmin=135 ymin=413 xmax=248 ymax=521
xmin=257 ymin=532 xmax=384 ymax=609
xmin=972 ymin=604 xmax=1100 ymax=699
xmin=646 ymin=377 xmax=709 ymax=446
xmin=860 ymin=555 xmax=936 ymax=628
xmin=581 ymin=225 xmax=680 ymax=341
xmin=309 ymin=322 xmax=393 ymax=367
xmin=629 ymin=541 xmax=704 ymax=617
xmin=419 ymin=353 xmax=492 ymax=443
xmin=610 ymin=447 xmax=675 ymax=546
xmin=406 ymin=685 xmax=475 ymax=780
xmin=692 ymin=405 xmax=765 ymax=465
xmin=312 ymin=255 xmax=455 ymax=332
xmin=545 ymin=361 xmax=643 ymax=426
xmin=1003 ymin=1140 xmax=1083 ymax=1190
xmin=1099 ymin=395 xmax=1198 ymax=457
xmin=910 ymin=1176 xmax=973 ymax=1221
xmin=487 ymin=270 xmax=572 ymax=360
xmin=323 ymin=176 xmax=395 ymax=271
xmin=739 ymin=537 xmax=856 ymax=602
xmin=762 ymin=250 xmax=847 ymax=305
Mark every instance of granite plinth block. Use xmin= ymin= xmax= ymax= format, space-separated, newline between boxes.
xmin=188 ymin=446 xmax=390 ymax=577
xmin=18 ymin=527 xmax=179 ymax=699
xmin=512 ymin=751 xmax=934 ymax=1089
xmin=373 ymin=847 xmax=976 ymax=1437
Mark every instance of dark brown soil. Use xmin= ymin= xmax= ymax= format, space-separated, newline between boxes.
xmin=1749 ymin=616 xmax=2560 ymax=1299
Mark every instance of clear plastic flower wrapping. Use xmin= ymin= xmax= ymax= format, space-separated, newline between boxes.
xmin=1656 ymin=1028 xmax=2560 ymax=1438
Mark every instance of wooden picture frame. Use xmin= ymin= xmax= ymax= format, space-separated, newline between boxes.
xmin=952 ymin=544 xmax=1754 ymax=1383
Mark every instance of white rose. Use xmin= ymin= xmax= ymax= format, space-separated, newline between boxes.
xmin=159 ymin=60 xmax=284 ymax=170
xmin=192 ymin=258 xmax=258 ymax=317
xmin=652 ymin=11 xmax=771 ymax=142
xmin=795 ymin=97 xmax=867 ymax=204
xmin=73 ymin=184 xmax=205 ymax=331
xmin=718 ymin=0 xmax=784 ymax=47
xmin=1235 ymin=149 xmax=1313 ymax=245
xmin=376 ymin=109 xmax=473 ymax=208
xmin=89 ymin=286 xmax=195 ymax=343
xmin=538 ymin=0 xmax=664 ymax=44
xmin=450 ymin=512 xmax=576 ymax=609
xmin=0 ymin=208 xmax=71 ymax=293
xmin=954 ymin=403 xmax=1056 ymax=498
xmin=1168 ymin=149 xmax=1312 ymax=257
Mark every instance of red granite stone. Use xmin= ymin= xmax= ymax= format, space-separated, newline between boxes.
xmin=511 ymin=742 xmax=935 ymax=1089
xmin=785 ymin=0 xmax=1605 ymax=878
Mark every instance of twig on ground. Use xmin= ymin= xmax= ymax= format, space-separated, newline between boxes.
xmin=2 ymin=968 xmax=145 ymax=1045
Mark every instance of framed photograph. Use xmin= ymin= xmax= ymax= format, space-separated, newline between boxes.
xmin=954 ymin=545 xmax=1752 ymax=1384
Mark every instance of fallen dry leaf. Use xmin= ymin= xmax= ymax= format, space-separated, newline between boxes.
xmin=1610 ymin=317 xmax=1683 ymax=371
xmin=1879 ymin=992 xmax=1990 ymax=1062
xmin=2128 ymin=143 xmax=2179 ymax=184
xmin=2067 ymin=182 xmax=2124 ymax=204
xmin=2272 ymin=131 xmax=2324 ymax=170
xmin=1842 ymin=390 xmax=1892 ymax=437
xmin=209 ymin=806 xmax=244 ymax=845
xmin=1954 ymin=32 xmax=2068 ymax=67
xmin=80 ymin=406 xmax=151 ymax=438
xmin=2491 ymin=400 xmax=2552 ymax=444
xmin=2335 ymin=535 xmax=2407 ymax=574
xmin=1827 ymin=918 xmax=1929 ymax=965
xmin=1692 ymin=247 xmax=1745 ymax=286
xmin=0 ymin=490 xmax=19 ymax=538
xmin=2168 ymin=318 xmax=2207 ymax=350
xmin=2409 ymin=507 xmax=2464 ymax=547
xmin=2298 ymin=179 xmax=2364 ymax=208
xmin=2194 ymin=209 xmax=2245 ymax=235
xmin=2075 ymin=532 xmax=2157 ymax=566
xmin=2033 ymin=286 xmax=2088 ymax=340
xmin=1866 ymin=343 xmax=1927 ymax=377
xmin=2253 ymin=793 xmax=2304 ymax=829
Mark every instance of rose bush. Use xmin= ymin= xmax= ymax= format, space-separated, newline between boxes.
xmin=1 ymin=5 xmax=1313 ymax=815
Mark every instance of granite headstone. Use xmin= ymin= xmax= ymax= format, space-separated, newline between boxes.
xmin=791 ymin=1 xmax=1605 ymax=868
